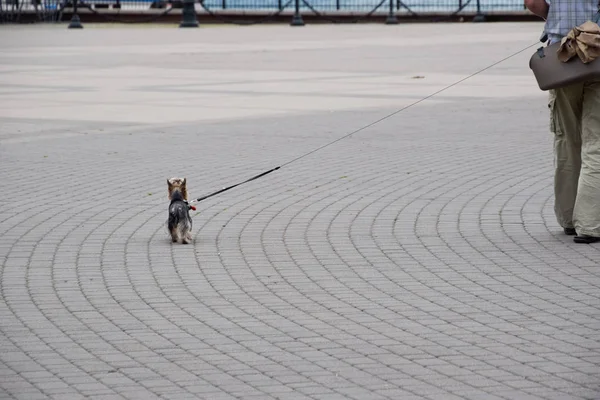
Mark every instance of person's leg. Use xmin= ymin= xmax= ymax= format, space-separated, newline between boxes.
xmin=573 ymin=80 xmax=600 ymax=243
xmin=549 ymin=83 xmax=584 ymax=233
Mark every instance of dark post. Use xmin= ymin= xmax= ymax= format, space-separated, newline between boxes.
xmin=385 ymin=0 xmax=398 ymax=24
xmin=179 ymin=0 xmax=199 ymax=27
xmin=290 ymin=0 xmax=304 ymax=26
xmin=68 ymin=0 xmax=83 ymax=28
xmin=473 ymin=0 xmax=486 ymax=22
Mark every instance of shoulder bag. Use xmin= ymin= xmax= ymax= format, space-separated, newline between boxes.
xmin=529 ymin=6 xmax=600 ymax=91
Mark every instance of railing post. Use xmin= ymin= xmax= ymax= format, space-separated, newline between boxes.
xmin=68 ymin=0 xmax=83 ymax=28
xmin=290 ymin=0 xmax=304 ymax=26
xmin=385 ymin=0 xmax=398 ymax=24
xmin=179 ymin=0 xmax=199 ymax=27
xmin=473 ymin=0 xmax=486 ymax=22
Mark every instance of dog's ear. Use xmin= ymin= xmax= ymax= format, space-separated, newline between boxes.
xmin=182 ymin=178 xmax=188 ymax=200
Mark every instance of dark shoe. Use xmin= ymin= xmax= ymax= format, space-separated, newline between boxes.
xmin=573 ymin=235 xmax=600 ymax=244
xmin=564 ymin=227 xmax=577 ymax=236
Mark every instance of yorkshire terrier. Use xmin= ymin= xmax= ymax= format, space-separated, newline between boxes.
xmin=167 ymin=177 xmax=194 ymax=244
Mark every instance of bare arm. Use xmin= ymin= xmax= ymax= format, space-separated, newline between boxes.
xmin=524 ymin=0 xmax=549 ymax=20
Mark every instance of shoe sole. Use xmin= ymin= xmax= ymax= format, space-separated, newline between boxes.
xmin=574 ymin=235 xmax=600 ymax=244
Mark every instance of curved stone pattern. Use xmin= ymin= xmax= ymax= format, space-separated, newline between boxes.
xmin=1 ymin=25 xmax=599 ymax=400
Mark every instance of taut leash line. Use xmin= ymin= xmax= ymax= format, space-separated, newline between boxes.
xmin=189 ymin=41 xmax=539 ymax=205
xmin=189 ymin=167 xmax=280 ymax=204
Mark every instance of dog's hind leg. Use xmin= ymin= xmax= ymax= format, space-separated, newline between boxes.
xmin=182 ymin=229 xmax=192 ymax=244
xmin=180 ymin=216 xmax=193 ymax=244
xmin=170 ymin=227 xmax=179 ymax=243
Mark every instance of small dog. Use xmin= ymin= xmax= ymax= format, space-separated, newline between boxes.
xmin=167 ymin=177 xmax=194 ymax=244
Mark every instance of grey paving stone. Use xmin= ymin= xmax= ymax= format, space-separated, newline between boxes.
xmin=1 ymin=22 xmax=600 ymax=400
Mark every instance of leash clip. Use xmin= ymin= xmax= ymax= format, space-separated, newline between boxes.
xmin=184 ymin=200 xmax=197 ymax=211
xmin=536 ymin=47 xmax=546 ymax=58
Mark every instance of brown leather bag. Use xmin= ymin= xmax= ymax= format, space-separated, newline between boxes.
xmin=529 ymin=11 xmax=600 ymax=91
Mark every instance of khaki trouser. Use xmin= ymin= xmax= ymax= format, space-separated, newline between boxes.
xmin=549 ymin=80 xmax=600 ymax=236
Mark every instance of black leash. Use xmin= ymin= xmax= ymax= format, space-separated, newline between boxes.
xmin=189 ymin=41 xmax=539 ymax=206
xmin=189 ymin=166 xmax=281 ymax=204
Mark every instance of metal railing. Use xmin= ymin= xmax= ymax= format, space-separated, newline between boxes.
xmin=1 ymin=0 xmax=528 ymax=25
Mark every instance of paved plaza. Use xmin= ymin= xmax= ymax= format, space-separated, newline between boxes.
xmin=0 ymin=22 xmax=599 ymax=400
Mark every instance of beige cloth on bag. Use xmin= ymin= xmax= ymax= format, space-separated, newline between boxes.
xmin=557 ymin=21 xmax=600 ymax=64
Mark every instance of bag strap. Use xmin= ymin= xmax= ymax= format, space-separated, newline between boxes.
xmin=596 ymin=0 xmax=600 ymax=23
